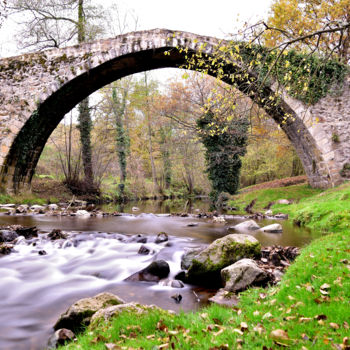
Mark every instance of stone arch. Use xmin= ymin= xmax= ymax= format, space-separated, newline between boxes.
xmin=0 ymin=29 xmax=347 ymax=193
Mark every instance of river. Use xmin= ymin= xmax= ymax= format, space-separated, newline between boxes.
xmin=0 ymin=200 xmax=320 ymax=350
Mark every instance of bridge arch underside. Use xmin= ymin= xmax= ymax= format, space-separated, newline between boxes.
xmin=1 ymin=47 xmax=329 ymax=193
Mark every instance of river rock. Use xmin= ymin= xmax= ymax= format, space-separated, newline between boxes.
xmin=232 ymin=220 xmax=260 ymax=231
xmin=274 ymin=213 xmax=289 ymax=219
xmin=265 ymin=210 xmax=273 ymax=215
xmin=0 ymin=230 xmax=18 ymax=243
xmin=16 ymin=204 xmax=29 ymax=213
xmin=154 ymin=232 xmax=168 ymax=244
xmin=48 ymin=204 xmax=59 ymax=211
xmin=53 ymin=292 xmax=125 ymax=332
xmin=131 ymin=206 xmax=140 ymax=211
xmin=15 ymin=226 xmax=38 ymax=239
xmin=181 ymin=247 xmax=205 ymax=270
xmin=261 ymin=223 xmax=283 ymax=233
xmin=30 ymin=205 xmax=45 ymax=211
xmin=186 ymin=234 xmax=261 ymax=285
xmin=138 ymin=245 xmax=151 ymax=255
xmin=159 ymin=278 xmax=184 ymax=288
xmin=0 ymin=204 xmax=15 ymax=208
xmin=0 ymin=243 xmax=13 ymax=255
xmin=213 ymin=216 xmax=226 ymax=223
xmin=208 ymin=288 xmax=239 ymax=307
xmin=125 ymin=260 xmax=170 ymax=282
xmin=221 ymin=258 xmax=268 ymax=292
xmin=76 ymin=210 xmax=90 ymax=216
xmin=47 ymin=328 xmax=75 ymax=349
xmin=48 ymin=229 xmax=67 ymax=240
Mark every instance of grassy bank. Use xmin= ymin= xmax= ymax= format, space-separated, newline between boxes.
xmin=59 ymin=182 xmax=350 ymax=349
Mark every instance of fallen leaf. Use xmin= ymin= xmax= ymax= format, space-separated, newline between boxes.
xmin=240 ymin=322 xmax=248 ymax=331
xmin=159 ymin=343 xmax=169 ymax=349
xmin=330 ymin=322 xmax=340 ymax=330
xmin=263 ymin=312 xmax=273 ymax=319
xmin=270 ymin=329 xmax=291 ymax=346
xmin=253 ymin=310 xmax=260 ymax=316
xmin=105 ymin=344 xmax=121 ymax=350
xmin=320 ymin=283 xmax=331 ymax=290
xmin=315 ymin=314 xmax=327 ymax=320
xmin=343 ymin=321 xmax=349 ymax=329
xmin=299 ymin=317 xmax=312 ymax=323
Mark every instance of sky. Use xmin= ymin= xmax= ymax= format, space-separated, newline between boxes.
xmin=0 ymin=0 xmax=273 ymax=57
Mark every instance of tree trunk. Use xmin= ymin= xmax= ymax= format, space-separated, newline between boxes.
xmin=144 ymin=73 xmax=160 ymax=194
xmin=78 ymin=97 xmax=94 ymax=187
xmin=77 ymin=0 xmax=94 ymax=189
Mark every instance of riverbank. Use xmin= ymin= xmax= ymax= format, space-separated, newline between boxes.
xmin=59 ymin=182 xmax=350 ymax=349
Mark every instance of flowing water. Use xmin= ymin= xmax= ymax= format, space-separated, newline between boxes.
xmin=0 ymin=201 xmax=320 ymax=350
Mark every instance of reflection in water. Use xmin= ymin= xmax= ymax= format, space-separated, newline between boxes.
xmin=0 ymin=203 xmax=319 ymax=350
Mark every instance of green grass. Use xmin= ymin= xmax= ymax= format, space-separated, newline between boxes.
xmin=229 ymin=183 xmax=322 ymax=214
xmin=272 ymin=182 xmax=350 ymax=233
xmin=0 ymin=193 xmax=48 ymax=205
xmin=58 ymin=182 xmax=350 ymax=350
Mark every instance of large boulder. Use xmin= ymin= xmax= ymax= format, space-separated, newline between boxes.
xmin=232 ymin=220 xmax=260 ymax=231
xmin=125 ymin=260 xmax=170 ymax=282
xmin=181 ymin=247 xmax=205 ymax=270
xmin=221 ymin=258 xmax=268 ymax=292
xmin=186 ymin=234 xmax=261 ymax=285
xmin=53 ymin=292 xmax=124 ymax=332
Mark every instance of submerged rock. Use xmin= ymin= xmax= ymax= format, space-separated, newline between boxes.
xmin=75 ymin=210 xmax=90 ymax=216
xmin=261 ymin=223 xmax=283 ymax=233
xmin=0 ymin=243 xmax=13 ymax=255
xmin=15 ymin=226 xmax=38 ymax=239
xmin=186 ymin=234 xmax=261 ymax=285
xmin=138 ymin=245 xmax=151 ymax=255
xmin=232 ymin=220 xmax=260 ymax=231
xmin=125 ymin=260 xmax=170 ymax=282
xmin=154 ymin=232 xmax=168 ymax=244
xmin=221 ymin=258 xmax=268 ymax=292
xmin=53 ymin=292 xmax=125 ymax=332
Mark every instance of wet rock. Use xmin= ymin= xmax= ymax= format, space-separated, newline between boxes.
xmin=138 ymin=245 xmax=151 ymax=255
xmin=16 ymin=204 xmax=29 ymax=213
xmin=76 ymin=210 xmax=90 ymax=216
xmin=38 ymin=250 xmax=47 ymax=255
xmin=213 ymin=216 xmax=226 ymax=223
xmin=129 ymin=234 xmax=147 ymax=243
xmin=90 ymin=303 xmax=161 ymax=326
xmin=232 ymin=220 xmax=260 ymax=231
xmin=186 ymin=234 xmax=261 ymax=286
xmin=30 ymin=205 xmax=45 ymax=211
xmin=181 ymin=247 xmax=205 ymax=270
xmin=209 ymin=288 xmax=239 ymax=307
xmin=171 ymin=293 xmax=182 ymax=303
xmin=48 ymin=229 xmax=67 ymax=240
xmin=15 ymin=226 xmax=38 ymax=239
xmin=132 ymin=206 xmax=140 ymax=211
xmin=261 ymin=223 xmax=283 ymax=233
xmin=221 ymin=259 xmax=269 ymax=292
xmin=0 ymin=243 xmax=13 ymax=255
xmin=47 ymin=328 xmax=75 ymax=349
xmin=159 ymin=278 xmax=184 ymax=288
xmin=0 ymin=204 xmax=15 ymax=208
xmin=154 ymin=232 xmax=168 ymax=244
xmin=274 ymin=213 xmax=289 ymax=219
xmin=187 ymin=222 xmax=198 ymax=227
xmin=174 ymin=271 xmax=186 ymax=281
xmin=54 ymin=292 xmax=125 ymax=333
xmin=0 ymin=230 xmax=18 ymax=243
xmin=125 ymin=260 xmax=170 ymax=282
xmin=48 ymin=204 xmax=59 ymax=211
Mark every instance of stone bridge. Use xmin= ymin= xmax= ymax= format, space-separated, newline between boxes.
xmin=0 ymin=28 xmax=349 ymax=193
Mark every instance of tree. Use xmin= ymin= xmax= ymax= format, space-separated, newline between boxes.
xmin=197 ymin=110 xmax=249 ymax=202
xmin=7 ymin=0 xmax=106 ymax=192
xmin=265 ymin=0 xmax=350 ymax=62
